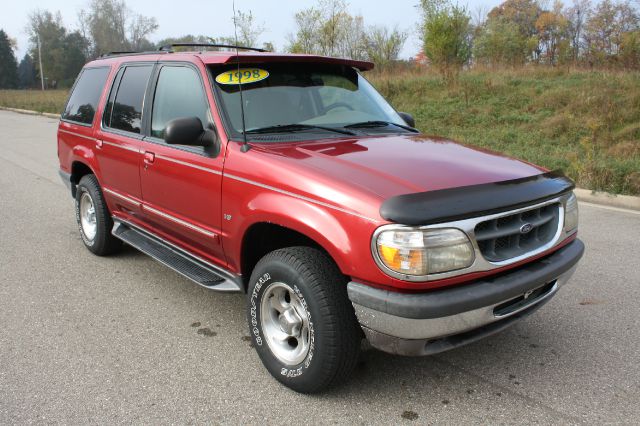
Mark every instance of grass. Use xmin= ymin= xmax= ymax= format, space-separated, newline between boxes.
xmin=368 ymin=67 xmax=640 ymax=196
xmin=0 ymin=90 xmax=68 ymax=114
xmin=1 ymin=68 xmax=639 ymax=195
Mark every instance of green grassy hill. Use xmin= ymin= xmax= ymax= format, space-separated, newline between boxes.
xmin=2 ymin=69 xmax=639 ymax=195
xmin=369 ymin=68 xmax=640 ymax=196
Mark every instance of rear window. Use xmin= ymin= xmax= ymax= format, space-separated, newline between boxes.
xmin=62 ymin=67 xmax=110 ymax=125
xmin=105 ymin=65 xmax=153 ymax=134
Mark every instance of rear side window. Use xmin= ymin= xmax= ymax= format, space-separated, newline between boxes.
xmin=62 ymin=67 xmax=110 ymax=125
xmin=105 ymin=65 xmax=153 ymax=134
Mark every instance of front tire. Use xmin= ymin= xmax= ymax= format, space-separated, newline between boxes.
xmin=75 ymin=175 xmax=122 ymax=256
xmin=247 ymin=247 xmax=361 ymax=393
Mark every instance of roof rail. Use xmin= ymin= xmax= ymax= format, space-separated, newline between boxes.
xmin=158 ymin=43 xmax=267 ymax=53
xmin=99 ymin=50 xmax=171 ymax=58
xmin=100 ymin=51 xmax=137 ymax=58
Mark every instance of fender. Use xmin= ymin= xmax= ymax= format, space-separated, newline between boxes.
xmin=224 ymin=188 xmax=378 ymax=278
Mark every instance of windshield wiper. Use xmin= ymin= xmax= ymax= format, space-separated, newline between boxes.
xmin=244 ymin=124 xmax=356 ymax=136
xmin=344 ymin=120 xmax=419 ymax=133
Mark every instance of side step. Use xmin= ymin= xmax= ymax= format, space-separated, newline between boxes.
xmin=112 ymin=220 xmax=242 ymax=292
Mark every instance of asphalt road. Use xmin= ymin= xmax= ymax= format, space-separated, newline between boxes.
xmin=1 ymin=110 xmax=639 ymax=425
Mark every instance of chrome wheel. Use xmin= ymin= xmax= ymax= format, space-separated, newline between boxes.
xmin=79 ymin=192 xmax=97 ymax=241
xmin=260 ymin=282 xmax=310 ymax=366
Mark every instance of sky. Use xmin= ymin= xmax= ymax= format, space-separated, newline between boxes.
xmin=3 ymin=0 xmax=507 ymax=61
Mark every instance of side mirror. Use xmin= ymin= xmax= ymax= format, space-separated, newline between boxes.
xmin=398 ymin=112 xmax=415 ymax=128
xmin=165 ymin=117 xmax=208 ymax=146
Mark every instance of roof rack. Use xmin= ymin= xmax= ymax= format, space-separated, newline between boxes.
xmin=158 ymin=43 xmax=267 ymax=53
xmin=99 ymin=50 xmax=170 ymax=58
xmin=100 ymin=51 xmax=137 ymax=58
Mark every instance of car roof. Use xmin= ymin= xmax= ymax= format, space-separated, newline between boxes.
xmin=85 ymin=50 xmax=375 ymax=71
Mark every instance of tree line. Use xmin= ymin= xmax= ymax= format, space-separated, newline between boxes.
xmin=0 ymin=0 xmax=638 ymax=90
xmin=423 ymin=0 xmax=640 ymax=80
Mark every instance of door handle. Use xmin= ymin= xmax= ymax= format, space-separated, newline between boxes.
xmin=144 ymin=151 xmax=155 ymax=164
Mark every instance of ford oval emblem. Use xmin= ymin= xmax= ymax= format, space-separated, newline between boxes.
xmin=520 ymin=223 xmax=533 ymax=234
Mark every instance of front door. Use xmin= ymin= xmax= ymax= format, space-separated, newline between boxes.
xmin=139 ymin=63 xmax=226 ymax=266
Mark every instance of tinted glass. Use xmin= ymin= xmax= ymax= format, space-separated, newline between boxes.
xmin=151 ymin=66 xmax=210 ymax=139
xmin=62 ymin=67 xmax=110 ymax=125
xmin=109 ymin=65 xmax=153 ymax=134
xmin=213 ymin=63 xmax=404 ymax=140
xmin=102 ymin=67 xmax=125 ymax=128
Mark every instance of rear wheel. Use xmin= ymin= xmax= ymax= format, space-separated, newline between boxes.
xmin=75 ymin=175 xmax=122 ymax=256
xmin=247 ymin=247 xmax=361 ymax=393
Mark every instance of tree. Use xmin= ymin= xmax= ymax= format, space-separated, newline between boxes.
xmin=620 ymin=29 xmax=640 ymax=68
xmin=536 ymin=2 xmax=570 ymax=64
xmin=80 ymin=0 xmax=157 ymax=56
xmin=364 ymin=26 xmax=407 ymax=67
xmin=18 ymin=54 xmax=37 ymax=88
xmin=584 ymin=0 xmax=640 ymax=64
xmin=26 ymin=10 xmax=88 ymax=88
xmin=287 ymin=0 xmax=367 ymax=59
xmin=288 ymin=6 xmax=323 ymax=54
xmin=0 ymin=30 xmax=19 ymax=89
xmin=156 ymin=35 xmax=212 ymax=50
xmin=233 ymin=10 xmax=265 ymax=48
xmin=488 ymin=0 xmax=544 ymax=60
xmin=565 ymin=0 xmax=592 ymax=62
xmin=420 ymin=0 xmax=472 ymax=82
xmin=488 ymin=0 xmax=543 ymax=37
xmin=474 ymin=18 xmax=528 ymax=66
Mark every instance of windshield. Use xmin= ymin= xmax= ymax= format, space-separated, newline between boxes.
xmin=211 ymin=63 xmax=411 ymax=141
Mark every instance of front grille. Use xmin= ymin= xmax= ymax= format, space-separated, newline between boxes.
xmin=474 ymin=203 xmax=560 ymax=262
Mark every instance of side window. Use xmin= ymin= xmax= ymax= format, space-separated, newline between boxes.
xmin=107 ymin=65 xmax=153 ymax=134
xmin=62 ymin=67 xmax=110 ymax=125
xmin=151 ymin=66 xmax=210 ymax=139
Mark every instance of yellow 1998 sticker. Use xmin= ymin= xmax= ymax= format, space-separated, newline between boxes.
xmin=215 ymin=68 xmax=269 ymax=85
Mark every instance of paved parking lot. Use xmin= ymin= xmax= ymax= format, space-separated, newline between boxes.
xmin=1 ymin=110 xmax=639 ymax=424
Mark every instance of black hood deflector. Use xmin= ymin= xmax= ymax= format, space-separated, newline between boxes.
xmin=379 ymin=171 xmax=575 ymax=226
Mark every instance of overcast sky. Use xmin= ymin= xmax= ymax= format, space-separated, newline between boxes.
xmin=3 ymin=0 xmax=507 ymax=61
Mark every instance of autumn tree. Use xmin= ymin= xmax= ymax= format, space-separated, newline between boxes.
xmin=536 ymin=2 xmax=571 ymax=64
xmin=584 ymin=0 xmax=639 ymax=64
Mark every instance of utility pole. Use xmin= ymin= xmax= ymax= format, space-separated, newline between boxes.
xmin=37 ymin=33 xmax=44 ymax=91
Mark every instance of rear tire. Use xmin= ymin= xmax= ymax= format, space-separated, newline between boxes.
xmin=246 ymin=247 xmax=361 ymax=393
xmin=75 ymin=175 xmax=122 ymax=256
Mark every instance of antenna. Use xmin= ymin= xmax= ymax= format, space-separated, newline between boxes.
xmin=232 ymin=1 xmax=251 ymax=153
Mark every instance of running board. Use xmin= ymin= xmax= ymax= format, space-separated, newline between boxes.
xmin=112 ymin=220 xmax=242 ymax=292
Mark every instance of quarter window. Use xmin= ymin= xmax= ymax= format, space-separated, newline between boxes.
xmin=62 ymin=67 xmax=110 ymax=125
xmin=106 ymin=65 xmax=153 ymax=134
xmin=151 ymin=66 xmax=210 ymax=139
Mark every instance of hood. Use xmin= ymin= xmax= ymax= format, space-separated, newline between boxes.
xmin=256 ymin=134 xmax=545 ymax=201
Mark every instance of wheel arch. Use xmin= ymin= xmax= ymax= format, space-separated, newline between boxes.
xmin=240 ymin=222 xmax=346 ymax=292
xmin=69 ymin=161 xmax=97 ymax=198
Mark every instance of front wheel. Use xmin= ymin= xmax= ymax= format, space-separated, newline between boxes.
xmin=247 ymin=247 xmax=361 ymax=393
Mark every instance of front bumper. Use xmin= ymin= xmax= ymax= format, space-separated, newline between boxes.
xmin=348 ymin=239 xmax=584 ymax=356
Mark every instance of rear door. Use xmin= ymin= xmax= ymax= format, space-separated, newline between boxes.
xmin=96 ymin=63 xmax=154 ymax=219
xmin=138 ymin=62 xmax=226 ymax=265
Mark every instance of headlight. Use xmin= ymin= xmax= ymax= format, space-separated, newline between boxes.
xmin=375 ymin=228 xmax=474 ymax=277
xmin=564 ymin=193 xmax=579 ymax=232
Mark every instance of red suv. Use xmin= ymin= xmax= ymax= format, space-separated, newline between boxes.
xmin=57 ymin=44 xmax=584 ymax=393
